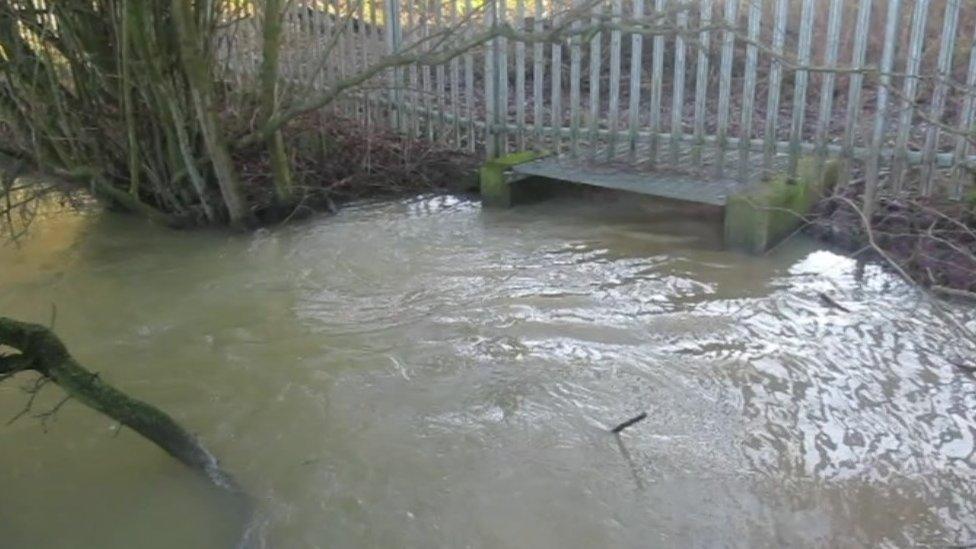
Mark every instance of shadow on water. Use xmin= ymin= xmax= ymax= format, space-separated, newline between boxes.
xmin=614 ymin=434 xmax=646 ymax=491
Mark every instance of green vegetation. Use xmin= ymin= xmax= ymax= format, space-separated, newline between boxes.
xmin=1 ymin=1 xmax=260 ymax=227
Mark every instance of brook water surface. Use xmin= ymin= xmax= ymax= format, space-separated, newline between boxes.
xmin=1 ymin=193 xmax=974 ymax=548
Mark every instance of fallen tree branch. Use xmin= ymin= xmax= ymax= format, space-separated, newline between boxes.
xmin=0 ymin=317 xmax=237 ymax=490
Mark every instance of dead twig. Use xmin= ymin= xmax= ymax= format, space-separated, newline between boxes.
xmin=35 ymin=394 xmax=72 ymax=432
xmin=611 ymin=412 xmax=648 ymax=434
xmin=818 ymin=292 xmax=852 ymax=313
xmin=6 ymin=375 xmax=49 ymax=426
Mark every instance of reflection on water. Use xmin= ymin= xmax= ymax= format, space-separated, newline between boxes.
xmin=1 ymin=193 xmax=974 ymax=548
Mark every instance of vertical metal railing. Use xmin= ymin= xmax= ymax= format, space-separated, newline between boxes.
xmin=228 ymin=0 xmax=976 ymax=201
xmin=737 ymin=0 xmax=760 ymax=182
xmin=648 ymin=0 xmax=666 ymax=166
xmin=921 ymin=0 xmax=962 ymax=193
xmin=691 ymin=0 xmax=711 ymax=166
xmin=385 ymin=0 xmax=403 ymax=130
xmin=606 ymin=0 xmax=623 ymax=161
xmin=627 ymin=0 xmax=646 ymax=161
xmin=953 ymin=17 xmax=976 ymax=198
xmin=891 ymin=0 xmax=930 ymax=192
xmin=714 ymin=0 xmax=736 ymax=177
xmin=865 ymin=0 xmax=903 ymax=210
xmin=842 ymin=0 xmax=873 ymax=167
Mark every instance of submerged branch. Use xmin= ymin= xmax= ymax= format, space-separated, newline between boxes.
xmin=0 ymin=317 xmax=237 ymax=490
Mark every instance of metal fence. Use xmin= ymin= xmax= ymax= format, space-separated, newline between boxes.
xmin=221 ymin=0 xmax=976 ymax=198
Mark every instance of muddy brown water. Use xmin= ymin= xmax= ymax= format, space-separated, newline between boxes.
xmin=1 ymin=192 xmax=974 ymax=548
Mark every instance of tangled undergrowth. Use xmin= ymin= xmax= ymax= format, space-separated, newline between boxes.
xmin=230 ymin=113 xmax=479 ymax=224
xmin=809 ymin=181 xmax=976 ymax=298
xmin=1 ymin=112 xmax=479 ymax=234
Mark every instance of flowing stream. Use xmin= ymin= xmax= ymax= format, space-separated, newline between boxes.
xmin=1 ymin=192 xmax=974 ymax=548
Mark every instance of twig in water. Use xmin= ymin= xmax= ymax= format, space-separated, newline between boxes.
xmin=611 ymin=412 xmax=648 ymax=434
xmin=388 ymin=354 xmax=410 ymax=380
xmin=36 ymin=394 xmax=72 ymax=432
xmin=6 ymin=375 xmax=48 ymax=425
xmin=951 ymin=361 xmax=976 ymax=375
xmin=818 ymin=292 xmax=851 ymax=313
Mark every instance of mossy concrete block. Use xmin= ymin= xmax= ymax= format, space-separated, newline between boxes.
xmin=724 ymin=158 xmax=844 ymax=254
xmin=480 ymin=150 xmax=549 ymax=207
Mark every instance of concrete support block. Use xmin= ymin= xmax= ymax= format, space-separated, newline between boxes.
xmin=724 ymin=158 xmax=844 ymax=254
xmin=479 ymin=151 xmax=548 ymax=208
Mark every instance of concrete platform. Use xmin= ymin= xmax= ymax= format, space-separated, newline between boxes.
xmin=507 ymin=142 xmax=797 ymax=206
xmin=480 ymin=147 xmax=842 ymax=254
xmin=511 ymin=156 xmax=749 ymax=207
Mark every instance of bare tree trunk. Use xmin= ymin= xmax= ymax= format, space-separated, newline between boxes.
xmin=260 ymin=0 xmax=294 ymax=204
xmin=171 ymin=0 xmax=253 ymax=229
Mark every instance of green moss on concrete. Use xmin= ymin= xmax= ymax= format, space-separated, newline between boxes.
xmin=480 ymin=150 xmax=549 ymax=208
xmin=725 ymin=158 xmax=844 ymax=254
xmin=490 ymin=150 xmax=546 ymax=168
xmin=479 ymin=162 xmax=511 ymax=207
